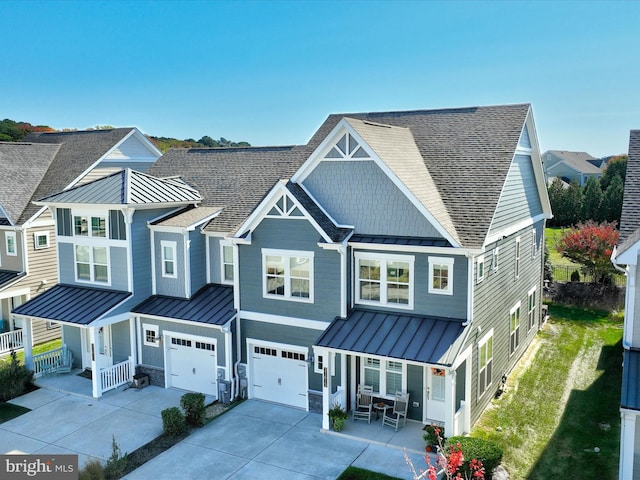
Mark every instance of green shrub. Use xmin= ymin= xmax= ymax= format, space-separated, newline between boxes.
xmin=570 ymin=270 xmax=581 ymax=282
xmin=0 ymin=351 xmax=34 ymax=401
xmin=103 ymin=435 xmax=127 ymax=480
xmin=180 ymin=392 xmax=205 ymax=427
xmin=445 ymin=436 xmax=503 ymax=477
xmin=161 ymin=406 xmax=186 ymax=436
xmin=78 ymin=458 xmax=105 ymax=480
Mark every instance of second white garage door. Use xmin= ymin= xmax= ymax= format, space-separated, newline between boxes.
xmin=167 ymin=335 xmax=217 ymax=397
xmin=250 ymin=342 xmax=308 ymax=410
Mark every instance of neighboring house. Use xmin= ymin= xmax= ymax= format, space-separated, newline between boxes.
xmin=0 ymin=128 xmax=161 ymax=352
xmin=542 ymin=150 xmax=601 ymax=186
xmin=611 ymin=130 xmax=640 ymax=479
xmin=13 ymin=104 xmax=551 ymax=439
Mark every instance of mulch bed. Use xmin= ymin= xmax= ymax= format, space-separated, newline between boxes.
xmin=119 ymin=400 xmax=234 ymax=476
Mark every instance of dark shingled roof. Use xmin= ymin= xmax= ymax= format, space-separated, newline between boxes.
xmin=12 ymin=284 xmax=131 ymax=326
xmin=0 ymin=270 xmax=24 ymax=290
xmin=315 ymin=309 xmax=466 ymax=365
xmin=0 ymin=142 xmax=61 ymax=225
xmin=147 ymin=146 xmax=310 ymax=234
xmin=622 ymin=349 xmax=640 ymax=410
xmin=306 ymin=104 xmax=531 ymax=248
xmin=618 ymin=130 xmax=640 ymax=255
xmin=19 ymin=128 xmax=135 ymax=223
xmin=132 ymin=284 xmax=235 ymax=326
xmin=285 ymin=182 xmax=353 ymax=242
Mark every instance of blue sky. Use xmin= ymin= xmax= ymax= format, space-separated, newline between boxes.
xmin=1 ymin=0 xmax=638 ymax=157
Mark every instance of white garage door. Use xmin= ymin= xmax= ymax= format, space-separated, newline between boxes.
xmin=168 ymin=336 xmax=217 ymax=397
xmin=251 ymin=343 xmax=308 ymax=409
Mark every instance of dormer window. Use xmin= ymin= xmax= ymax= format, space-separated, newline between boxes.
xmin=161 ymin=241 xmax=177 ymax=278
xmin=73 ymin=213 xmax=107 ymax=237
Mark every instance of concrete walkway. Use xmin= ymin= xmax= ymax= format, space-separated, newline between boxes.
xmin=1 ymin=385 xmax=192 ymax=468
xmin=123 ymin=401 xmax=429 ymax=480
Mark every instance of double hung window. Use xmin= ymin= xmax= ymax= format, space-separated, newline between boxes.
xmin=161 ymin=241 xmax=177 ymax=278
xmin=356 ymin=252 xmax=413 ymax=308
xmin=263 ymin=249 xmax=314 ymax=302
xmin=428 ymin=256 xmax=454 ymax=295
xmin=362 ymin=357 xmax=406 ymax=396
xmin=75 ymin=245 xmax=109 ymax=283
xmin=510 ymin=303 xmax=521 ymax=355
xmin=5 ymin=232 xmax=16 ymax=256
xmin=478 ymin=331 xmax=493 ymax=396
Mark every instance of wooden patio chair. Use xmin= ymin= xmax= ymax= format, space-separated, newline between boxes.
xmin=56 ymin=347 xmax=73 ymax=374
xmin=382 ymin=391 xmax=410 ymax=431
xmin=352 ymin=384 xmax=374 ymax=423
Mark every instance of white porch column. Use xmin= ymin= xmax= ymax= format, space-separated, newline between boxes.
xmin=619 ymin=409 xmax=638 ymax=480
xmin=444 ymin=368 xmax=455 ymax=435
xmin=22 ymin=317 xmax=33 ymax=370
xmin=321 ymin=349 xmax=332 ymax=430
xmin=129 ymin=316 xmax=137 ymax=366
xmin=350 ymin=355 xmax=357 ymax=407
xmin=89 ymin=326 xmax=101 ymax=398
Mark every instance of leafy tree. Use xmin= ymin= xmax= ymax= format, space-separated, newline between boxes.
xmin=547 ymin=178 xmax=567 ymax=227
xmin=600 ymin=155 xmax=627 ymax=191
xmin=581 ymin=176 xmax=603 ymax=222
xmin=556 ymin=221 xmax=619 ymax=283
xmin=197 ymin=135 xmax=217 ymax=147
xmin=549 ymin=180 xmax=582 ymax=227
xmin=601 ymin=174 xmax=624 ymax=225
xmin=0 ymin=118 xmax=54 ymax=141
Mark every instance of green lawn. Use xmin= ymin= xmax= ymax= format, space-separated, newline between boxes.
xmin=471 ymin=304 xmax=623 ymax=480
xmin=545 ymin=227 xmax=578 ymax=266
xmin=0 ymin=338 xmax=62 ymax=364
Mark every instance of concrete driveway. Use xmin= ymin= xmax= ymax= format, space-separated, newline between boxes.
xmin=1 ymin=385 xmax=190 ymax=468
xmin=2 ymin=388 xmax=428 ymax=479
xmin=123 ymin=400 xmax=428 ymax=480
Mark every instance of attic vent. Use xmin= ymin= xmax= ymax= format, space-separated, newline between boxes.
xmin=362 ymin=121 xmax=392 ymax=129
xmin=325 ymin=133 xmax=370 ymax=160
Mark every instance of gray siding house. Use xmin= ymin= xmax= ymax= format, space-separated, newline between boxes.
xmin=0 ymin=128 xmax=160 ymax=352
xmin=611 ymin=130 xmax=640 ymax=479
xmin=230 ymin=105 xmax=551 ymax=435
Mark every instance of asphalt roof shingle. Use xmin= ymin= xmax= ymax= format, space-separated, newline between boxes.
xmin=618 ymin=130 xmax=640 ymax=254
xmin=306 ymin=104 xmax=531 ymax=248
xmin=147 ymin=146 xmax=310 ymax=234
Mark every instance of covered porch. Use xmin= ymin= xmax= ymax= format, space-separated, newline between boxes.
xmin=315 ymin=309 xmax=471 ymax=437
xmin=12 ymin=284 xmax=135 ymax=398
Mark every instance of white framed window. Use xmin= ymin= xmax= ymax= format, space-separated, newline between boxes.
xmin=263 ymin=249 xmax=314 ymax=303
xmin=532 ymin=228 xmax=537 ymax=258
xmin=314 ymin=352 xmax=336 ymax=375
xmin=75 ymin=245 xmax=109 ymax=284
xmin=143 ymin=324 xmax=159 ymax=347
xmin=73 ymin=213 xmax=107 ymax=238
xmin=510 ymin=302 xmax=521 ymax=355
xmin=6 ymin=232 xmax=17 ymax=256
xmin=428 ymin=256 xmax=454 ymax=295
xmin=161 ymin=241 xmax=177 ymax=278
xmin=478 ymin=330 xmax=493 ymax=396
xmin=356 ymin=252 xmax=414 ymax=308
xmin=492 ymin=247 xmax=500 ymax=272
xmin=361 ymin=356 xmax=406 ymax=397
xmin=33 ymin=231 xmax=50 ymax=250
xmin=476 ymin=256 xmax=485 ymax=284
xmin=528 ymin=287 xmax=537 ymax=332
xmin=220 ymin=241 xmax=234 ymax=284
xmin=514 ymin=237 xmax=521 ymax=279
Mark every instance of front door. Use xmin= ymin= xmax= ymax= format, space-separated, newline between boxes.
xmin=426 ymin=367 xmax=447 ymax=422
xmin=96 ymin=326 xmax=112 ymax=369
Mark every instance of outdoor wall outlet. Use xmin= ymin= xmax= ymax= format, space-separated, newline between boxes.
xmin=412 ymin=401 xmax=419 ymax=408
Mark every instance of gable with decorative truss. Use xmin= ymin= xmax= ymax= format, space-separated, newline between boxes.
xmin=324 ymin=132 xmax=371 ymax=160
xmin=266 ymin=194 xmax=305 ymax=218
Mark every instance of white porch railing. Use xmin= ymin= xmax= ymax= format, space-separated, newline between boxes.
xmin=0 ymin=329 xmax=23 ymax=355
xmin=33 ymin=346 xmax=65 ymax=377
xmin=330 ymin=385 xmax=346 ymax=409
xmin=100 ymin=356 xmax=133 ymax=394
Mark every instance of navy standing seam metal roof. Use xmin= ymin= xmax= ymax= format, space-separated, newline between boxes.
xmin=0 ymin=270 xmax=24 ymax=290
xmin=315 ymin=309 xmax=465 ymax=365
xmin=12 ymin=284 xmax=131 ymax=325
xmin=132 ymin=284 xmax=236 ymax=326
xmin=622 ymin=349 xmax=640 ymax=410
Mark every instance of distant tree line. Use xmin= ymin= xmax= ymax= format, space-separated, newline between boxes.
xmin=547 ymin=155 xmax=627 ymax=227
xmin=0 ymin=118 xmax=54 ymax=141
xmin=0 ymin=118 xmax=250 ymax=153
